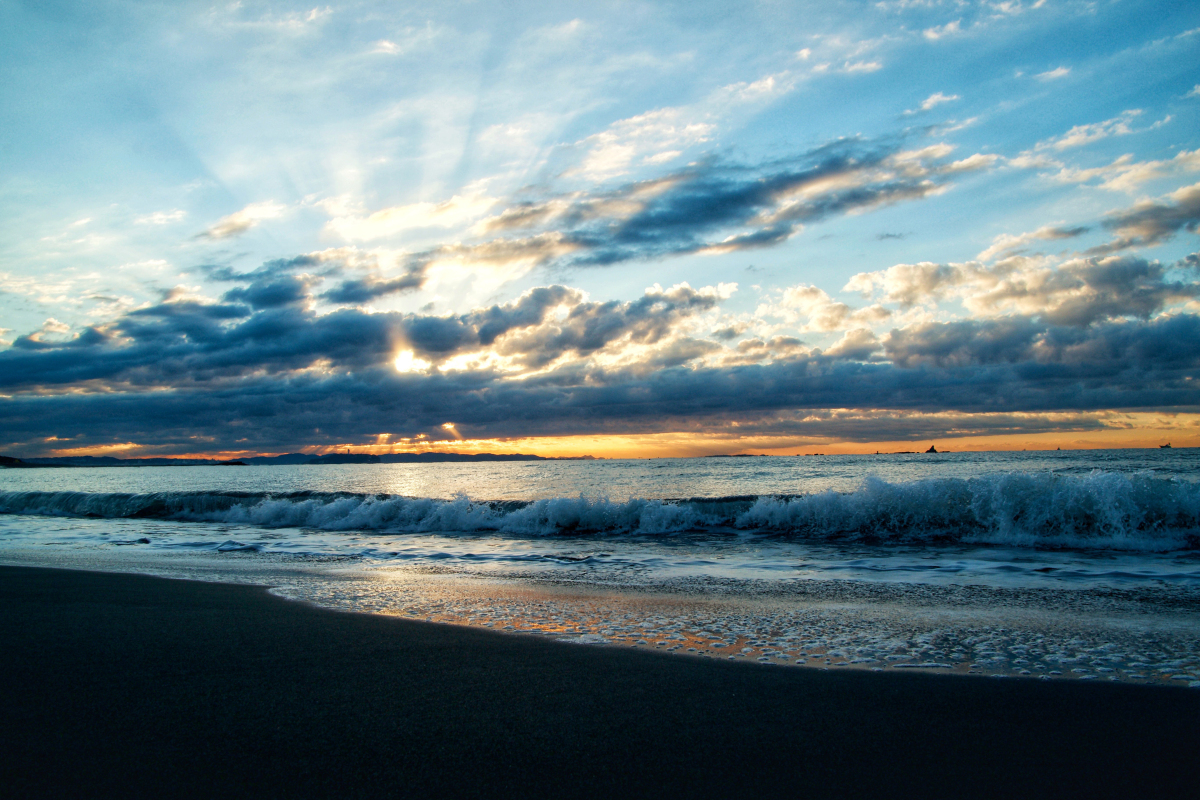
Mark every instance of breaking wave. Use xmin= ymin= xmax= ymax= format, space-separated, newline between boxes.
xmin=1 ymin=471 xmax=1198 ymax=551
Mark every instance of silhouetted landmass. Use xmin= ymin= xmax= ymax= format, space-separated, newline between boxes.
xmin=380 ymin=453 xmax=553 ymax=463
xmin=2 ymin=452 xmax=598 ymax=467
xmin=309 ymin=452 xmax=599 ymax=464
xmin=305 ymin=453 xmax=382 ymax=465
xmin=242 ymin=453 xmax=313 ymax=465
xmin=0 ymin=455 xmax=33 ymax=468
xmin=13 ymin=455 xmax=219 ymax=467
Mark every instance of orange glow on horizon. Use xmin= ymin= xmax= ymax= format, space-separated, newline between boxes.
xmin=28 ymin=410 xmax=1199 ymax=461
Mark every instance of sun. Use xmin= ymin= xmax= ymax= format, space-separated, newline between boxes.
xmin=394 ymin=350 xmax=431 ymax=373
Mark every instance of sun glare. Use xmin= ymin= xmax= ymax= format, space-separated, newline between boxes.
xmin=394 ymin=350 xmax=431 ymax=373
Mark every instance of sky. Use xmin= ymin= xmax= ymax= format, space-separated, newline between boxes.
xmin=2 ymin=0 xmax=1199 ymax=458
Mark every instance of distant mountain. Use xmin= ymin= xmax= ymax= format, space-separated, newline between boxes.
xmin=20 ymin=455 xmax=127 ymax=466
xmin=241 ymin=453 xmax=313 ymax=465
xmin=377 ymin=452 xmax=546 ymax=463
xmin=2 ymin=451 xmax=596 ymax=467
xmin=307 ymin=453 xmax=553 ymax=464
xmin=305 ymin=453 xmax=382 ymax=465
xmin=21 ymin=456 xmax=220 ymax=467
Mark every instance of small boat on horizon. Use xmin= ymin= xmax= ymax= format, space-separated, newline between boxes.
xmin=1160 ymin=443 xmax=1172 ymax=449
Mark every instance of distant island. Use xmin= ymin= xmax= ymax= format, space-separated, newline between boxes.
xmin=0 ymin=453 xmax=598 ymax=468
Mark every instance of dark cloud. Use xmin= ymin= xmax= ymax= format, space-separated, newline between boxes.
xmin=2 ymin=302 xmax=1197 ymax=454
xmin=0 ymin=282 xmax=726 ymax=391
xmin=204 ymin=254 xmax=335 ymax=282
xmin=492 ymin=283 xmax=724 ymax=368
xmin=180 ymin=139 xmax=991 ymax=309
xmin=883 ymin=314 xmax=1200 ymax=371
xmin=223 ymin=275 xmax=314 ymax=309
xmin=468 ymin=140 xmax=990 ymax=272
xmin=11 ymin=326 xmax=112 ymax=351
xmin=883 ymin=318 xmax=1044 ymax=368
xmin=848 ymin=253 xmax=1200 ymax=324
xmin=711 ymin=325 xmax=745 ymax=341
xmin=321 ymin=272 xmax=425 ymax=304
xmin=1040 ymin=256 xmax=1198 ymax=325
xmin=0 ymin=140 xmax=1191 ymax=455
xmin=1092 ymin=181 xmax=1200 ymax=253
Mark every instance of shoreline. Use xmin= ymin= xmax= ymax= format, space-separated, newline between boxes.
xmin=4 ymin=543 xmax=1200 ymax=686
xmin=3 ymin=564 xmax=1199 ymax=797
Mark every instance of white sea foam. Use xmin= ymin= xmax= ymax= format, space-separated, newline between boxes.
xmin=1 ymin=470 xmax=1197 ymax=551
xmin=736 ymin=472 xmax=1200 ymax=550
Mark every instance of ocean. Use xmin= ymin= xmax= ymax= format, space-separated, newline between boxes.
xmin=3 ymin=449 xmax=1199 ymax=686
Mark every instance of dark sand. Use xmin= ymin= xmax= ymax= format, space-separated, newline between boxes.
xmin=2 ymin=566 xmax=1196 ymax=798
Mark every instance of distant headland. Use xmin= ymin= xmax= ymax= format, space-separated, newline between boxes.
xmin=0 ymin=453 xmax=598 ymax=468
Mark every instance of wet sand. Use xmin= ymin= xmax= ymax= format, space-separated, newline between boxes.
xmin=1 ymin=565 xmax=1196 ymax=798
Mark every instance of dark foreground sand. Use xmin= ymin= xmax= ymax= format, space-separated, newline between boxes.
xmin=2 ymin=566 xmax=1196 ymax=798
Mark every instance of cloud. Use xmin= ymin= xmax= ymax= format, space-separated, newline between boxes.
xmin=471 ymin=140 xmax=996 ymax=272
xmin=824 ymin=328 xmax=882 ymax=360
xmin=199 ymin=202 xmax=287 ymax=239
xmin=883 ymin=317 xmax=1043 ymax=368
xmin=438 ymin=281 xmax=733 ymax=371
xmin=372 ymin=40 xmax=402 ymax=54
xmin=3 ymin=234 xmax=1197 ymax=452
xmin=905 ymin=92 xmax=959 ymax=115
xmin=321 ymin=273 xmax=426 ymax=304
xmin=407 ymin=231 xmax=584 ymax=291
xmin=277 ymin=138 xmax=999 ymax=303
xmin=847 ymin=251 xmax=1200 ymax=325
xmin=223 ymin=275 xmax=317 ymax=310
xmin=210 ymin=138 xmax=986 ymax=305
xmin=1035 ymin=110 xmax=1141 ymax=152
xmin=324 ymin=192 xmax=498 ymax=241
xmin=1097 ymin=181 xmax=1200 ymax=250
xmin=9 ymin=318 xmax=111 ymax=351
xmin=369 ymin=25 xmax=441 ymax=55
xmin=729 ymin=335 xmax=806 ymax=361
xmin=845 ymin=261 xmax=972 ymax=307
xmin=0 ymin=138 xmax=1010 ymax=390
xmin=976 ymin=225 xmax=1089 ymax=261
xmin=570 ymin=72 xmax=795 ymax=180
xmin=1052 ymin=149 xmax=1200 ymax=193
xmin=758 ymin=285 xmax=890 ymax=332
xmin=1035 ymin=66 xmax=1071 ymax=81
xmin=0 ymin=279 xmax=734 ymax=392
xmin=573 ymin=108 xmax=719 ymax=181
xmin=214 ymin=4 xmax=332 ymax=32
xmin=1189 ymin=85 xmax=1200 ymax=98
xmin=4 ymin=311 xmax=1197 ymax=453
xmin=135 ymin=210 xmax=187 ymax=225
xmin=882 ymin=313 xmax=1200 ymax=373
xmin=923 ymin=20 xmax=962 ymax=40
xmin=205 ymin=249 xmax=366 ymax=283
xmin=843 ymin=60 xmax=883 ymax=73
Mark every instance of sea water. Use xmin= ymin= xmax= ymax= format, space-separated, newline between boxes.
xmin=2 ymin=450 xmax=1199 ymax=685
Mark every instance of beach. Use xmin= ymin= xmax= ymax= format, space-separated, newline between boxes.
xmin=2 ymin=564 xmax=1197 ymax=798
xmin=6 ymin=0 xmax=1200 ymax=794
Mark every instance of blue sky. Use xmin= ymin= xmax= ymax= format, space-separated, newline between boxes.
xmin=2 ymin=0 xmax=1199 ymax=457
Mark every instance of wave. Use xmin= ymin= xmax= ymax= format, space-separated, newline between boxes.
xmin=1 ymin=471 xmax=1198 ymax=551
